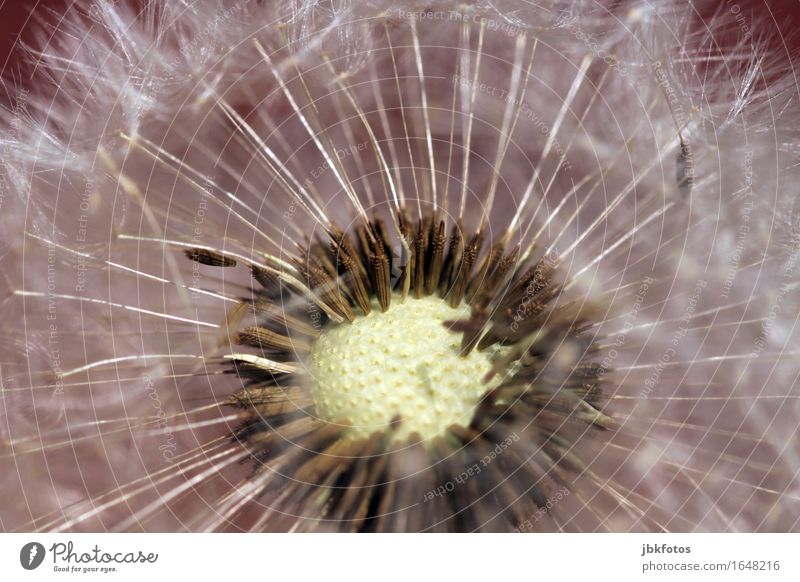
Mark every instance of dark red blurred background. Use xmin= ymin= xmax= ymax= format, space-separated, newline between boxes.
xmin=1 ymin=0 xmax=799 ymax=92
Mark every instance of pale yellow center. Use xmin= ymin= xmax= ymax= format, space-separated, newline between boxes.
xmin=308 ymin=296 xmax=496 ymax=440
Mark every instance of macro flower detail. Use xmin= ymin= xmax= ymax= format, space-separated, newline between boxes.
xmin=1 ymin=0 xmax=799 ymax=533
xmin=193 ymin=204 xmax=610 ymax=530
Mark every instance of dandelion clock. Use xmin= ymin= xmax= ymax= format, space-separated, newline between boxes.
xmin=1 ymin=0 xmax=799 ymax=533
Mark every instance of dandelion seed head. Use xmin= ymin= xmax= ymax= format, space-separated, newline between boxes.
xmin=308 ymin=295 xmax=495 ymax=440
xmin=1 ymin=0 xmax=799 ymax=532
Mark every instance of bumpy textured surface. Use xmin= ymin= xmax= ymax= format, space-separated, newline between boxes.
xmin=309 ymin=296 xmax=494 ymax=439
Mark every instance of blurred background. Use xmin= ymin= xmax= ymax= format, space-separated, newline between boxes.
xmin=2 ymin=0 xmax=800 ymax=73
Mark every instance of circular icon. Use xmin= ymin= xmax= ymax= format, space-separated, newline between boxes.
xmin=20 ymin=542 xmax=46 ymax=570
